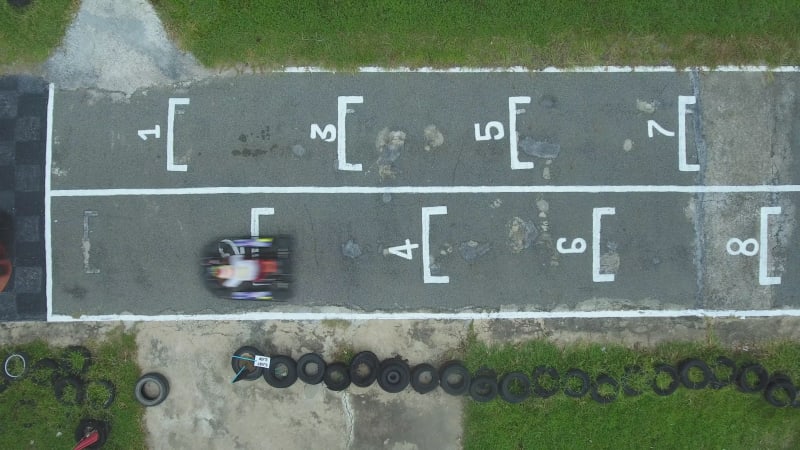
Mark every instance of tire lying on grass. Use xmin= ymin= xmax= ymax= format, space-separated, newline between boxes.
xmin=622 ymin=365 xmax=644 ymax=396
xmin=324 ymin=362 xmax=351 ymax=391
xmin=86 ymin=380 xmax=116 ymax=409
xmin=709 ymin=356 xmax=737 ymax=389
xmin=532 ymin=365 xmax=560 ymax=398
xmin=231 ymin=346 xmax=265 ymax=382
xmin=469 ymin=374 xmax=498 ymax=402
xmin=349 ymin=351 xmax=379 ymax=388
xmin=439 ymin=361 xmax=471 ymax=396
xmin=562 ymin=368 xmax=590 ymax=398
xmin=737 ymin=363 xmax=769 ymax=393
xmin=134 ymin=372 xmax=170 ymax=407
xmin=54 ymin=376 xmax=86 ymax=405
xmin=297 ymin=353 xmax=326 ymax=385
xmin=411 ymin=363 xmax=439 ymax=394
xmin=263 ymin=355 xmax=298 ymax=389
xmin=679 ymin=358 xmax=713 ymax=390
xmin=651 ymin=364 xmax=680 ymax=396
xmin=764 ymin=374 xmax=797 ymax=408
xmin=499 ymin=371 xmax=532 ymax=403
xmin=61 ymin=345 xmax=93 ymax=376
xmin=590 ymin=374 xmax=619 ymax=404
xmin=31 ymin=357 xmax=60 ymax=386
xmin=3 ymin=351 xmax=29 ymax=381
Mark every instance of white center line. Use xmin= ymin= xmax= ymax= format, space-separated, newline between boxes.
xmin=50 ymin=184 xmax=800 ymax=197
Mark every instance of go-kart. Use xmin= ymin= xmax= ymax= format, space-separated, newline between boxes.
xmin=202 ymin=236 xmax=293 ymax=301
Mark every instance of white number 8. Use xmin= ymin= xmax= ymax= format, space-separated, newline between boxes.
xmin=726 ymin=238 xmax=759 ymax=256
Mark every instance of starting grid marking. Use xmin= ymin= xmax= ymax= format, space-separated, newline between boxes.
xmin=43 ymin=69 xmax=800 ymax=321
xmin=157 ymin=92 xmax=699 ymax=173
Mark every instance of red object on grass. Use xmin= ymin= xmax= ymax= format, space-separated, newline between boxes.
xmin=0 ymin=243 xmax=11 ymax=292
xmin=72 ymin=430 xmax=100 ymax=450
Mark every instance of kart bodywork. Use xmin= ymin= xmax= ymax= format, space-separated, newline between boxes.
xmin=202 ymin=236 xmax=293 ymax=301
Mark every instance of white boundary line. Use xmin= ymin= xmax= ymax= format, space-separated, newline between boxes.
xmin=47 ymin=308 xmax=800 ymax=323
xmin=45 ymin=83 xmax=54 ymax=321
xmin=51 ymin=185 xmax=800 ymax=197
xmin=281 ymin=65 xmax=800 ymax=73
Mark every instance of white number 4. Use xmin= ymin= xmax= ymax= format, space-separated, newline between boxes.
xmin=385 ymin=239 xmax=419 ymax=260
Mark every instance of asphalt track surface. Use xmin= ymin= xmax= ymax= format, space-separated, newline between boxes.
xmin=47 ymin=71 xmax=800 ymax=319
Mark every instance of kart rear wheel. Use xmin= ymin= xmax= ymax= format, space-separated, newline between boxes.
xmin=273 ymin=236 xmax=292 ymax=259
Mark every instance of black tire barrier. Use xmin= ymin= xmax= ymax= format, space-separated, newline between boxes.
xmin=134 ymin=372 xmax=170 ymax=407
xmin=439 ymin=361 xmax=471 ymax=396
xmin=3 ymin=351 xmax=29 ymax=381
xmin=563 ymin=368 xmax=590 ymax=398
xmin=532 ymin=365 xmax=560 ymax=398
xmin=710 ymin=356 xmax=737 ymax=389
xmin=297 ymin=353 xmax=326 ymax=385
xmin=679 ymin=359 xmax=713 ymax=390
xmin=764 ymin=378 xmax=797 ymax=408
xmin=737 ymin=363 xmax=769 ymax=393
xmin=263 ymin=355 xmax=298 ymax=389
xmin=53 ymin=376 xmax=85 ymax=405
xmin=377 ymin=358 xmax=411 ymax=394
xmin=651 ymin=364 xmax=680 ymax=396
xmin=590 ymin=374 xmax=619 ymax=404
xmin=622 ymin=365 xmax=643 ymax=396
xmin=323 ymin=362 xmax=351 ymax=391
xmin=349 ymin=351 xmax=380 ymax=388
xmin=86 ymin=380 xmax=116 ymax=409
xmin=499 ymin=371 xmax=532 ymax=403
xmin=411 ymin=363 xmax=439 ymax=394
xmin=231 ymin=346 xmax=264 ymax=382
xmin=74 ymin=419 xmax=110 ymax=449
xmin=469 ymin=374 xmax=499 ymax=402
xmin=31 ymin=357 xmax=60 ymax=386
xmin=61 ymin=345 xmax=93 ymax=376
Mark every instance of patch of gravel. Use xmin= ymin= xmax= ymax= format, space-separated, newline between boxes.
xmin=44 ymin=0 xmax=212 ymax=95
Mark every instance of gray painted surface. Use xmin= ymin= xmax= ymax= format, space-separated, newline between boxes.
xmin=49 ymin=73 xmax=799 ymax=316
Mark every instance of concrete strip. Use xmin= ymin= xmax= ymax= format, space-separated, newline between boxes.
xmin=3 ymin=318 xmax=800 ymax=448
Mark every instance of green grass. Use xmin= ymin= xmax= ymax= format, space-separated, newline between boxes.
xmin=0 ymin=0 xmax=78 ymax=69
xmin=1 ymin=1 xmax=797 ymax=70
xmin=463 ymin=338 xmax=800 ymax=449
xmin=0 ymin=328 xmax=145 ymax=449
xmin=151 ymin=0 xmax=800 ymax=69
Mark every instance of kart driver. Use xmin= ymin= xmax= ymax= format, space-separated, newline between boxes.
xmin=213 ymin=254 xmax=278 ymax=288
